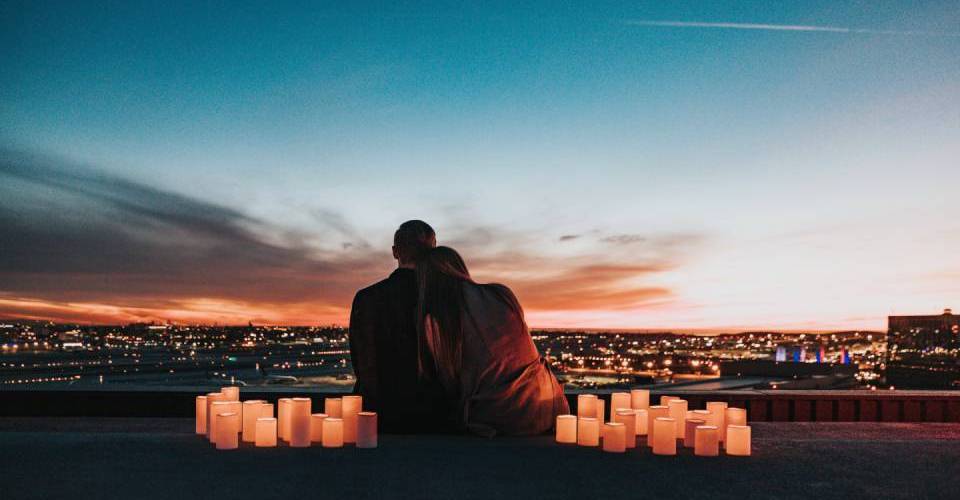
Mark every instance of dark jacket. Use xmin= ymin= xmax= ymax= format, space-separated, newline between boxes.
xmin=348 ymin=268 xmax=450 ymax=432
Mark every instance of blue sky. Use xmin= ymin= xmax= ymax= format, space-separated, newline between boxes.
xmin=1 ymin=1 xmax=958 ymax=328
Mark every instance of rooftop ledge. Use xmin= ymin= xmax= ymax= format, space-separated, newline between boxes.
xmin=1 ymin=417 xmax=958 ymax=500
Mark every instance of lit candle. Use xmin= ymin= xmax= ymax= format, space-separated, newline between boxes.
xmin=693 ymin=409 xmax=711 ymax=424
xmin=215 ymin=412 xmax=239 ymax=450
xmin=310 ymin=413 xmax=328 ymax=443
xmin=610 ymin=392 xmax=631 ymax=413
xmin=635 ymin=409 xmax=648 ymax=436
xmin=694 ymin=425 xmax=719 ymax=456
xmin=325 ymin=397 xmax=342 ymax=418
xmin=724 ymin=408 xmax=747 ymax=446
xmin=205 ymin=392 xmax=226 ymax=440
xmin=577 ymin=394 xmax=597 ymax=419
xmin=630 ymin=389 xmax=650 ymax=410
xmin=613 ymin=410 xmax=636 ymax=448
xmin=195 ymin=395 xmax=207 ymax=435
xmin=241 ymin=400 xmax=266 ymax=443
xmin=652 ymin=417 xmax=677 ymax=455
xmin=726 ymin=425 xmax=751 ymax=456
xmin=357 ymin=412 xmax=378 ymax=448
xmin=221 ymin=386 xmax=240 ymax=401
xmin=289 ymin=398 xmax=312 ymax=447
xmin=660 ymin=395 xmax=677 ymax=406
xmin=322 ymin=417 xmax=344 ymax=448
xmin=555 ymin=415 xmax=577 ymax=444
xmin=684 ymin=418 xmax=705 ymax=448
xmin=342 ymin=395 xmax=362 ymax=443
xmin=278 ymin=398 xmax=292 ymax=441
xmin=595 ymin=399 xmax=605 ymax=423
xmin=260 ymin=402 xmax=274 ymax=419
xmin=667 ymin=399 xmax=688 ymax=439
xmin=706 ymin=402 xmax=727 ymax=441
xmin=210 ymin=401 xmax=240 ymax=444
xmin=602 ymin=422 xmax=626 ymax=453
xmin=577 ymin=417 xmax=599 ymax=446
xmin=646 ymin=406 xmax=668 ymax=447
xmin=255 ymin=417 xmax=277 ymax=447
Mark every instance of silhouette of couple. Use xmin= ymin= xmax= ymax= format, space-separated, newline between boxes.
xmin=349 ymin=220 xmax=569 ymax=436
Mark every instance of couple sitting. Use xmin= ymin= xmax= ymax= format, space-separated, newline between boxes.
xmin=349 ymin=220 xmax=570 ymax=436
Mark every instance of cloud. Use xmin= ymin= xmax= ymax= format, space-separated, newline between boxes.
xmin=558 ymin=234 xmax=580 ymax=242
xmin=601 ymin=234 xmax=647 ymax=245
xmin=625 ymin=20 xmax=960 ymax=38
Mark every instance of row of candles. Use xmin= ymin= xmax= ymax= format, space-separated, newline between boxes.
xmin=195 ymin=387 xmax=377 ymax=450
xmin=556 ymin=390 xmax=751 ymax=456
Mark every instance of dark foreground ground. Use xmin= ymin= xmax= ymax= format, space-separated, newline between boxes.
xmin=1 ymin=419 xmax=958 ymax=500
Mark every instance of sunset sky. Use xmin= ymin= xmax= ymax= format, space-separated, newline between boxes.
xmin=1 ymin=1 xmax=958 ymax=330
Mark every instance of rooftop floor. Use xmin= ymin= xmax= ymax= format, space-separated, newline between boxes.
xmin=1 ymin=418 xmax=958 ymax=499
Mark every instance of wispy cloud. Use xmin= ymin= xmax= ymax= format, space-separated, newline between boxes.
xmin=625 ymin=20 xmax=960 ymax=38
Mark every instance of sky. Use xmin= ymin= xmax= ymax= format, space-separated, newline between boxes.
xmin=1 ymin=1 xmax=958 ymax=330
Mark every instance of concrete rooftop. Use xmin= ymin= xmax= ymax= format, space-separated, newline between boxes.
xmin=1 ymin=418 xmax=958 ymax=499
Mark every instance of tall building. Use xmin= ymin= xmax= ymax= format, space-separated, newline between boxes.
xmin=887 ymin=309 xmax=960 ymax=388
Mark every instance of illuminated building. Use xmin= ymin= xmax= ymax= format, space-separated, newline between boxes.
xmin=887 ymin=309 xmax=960 ymax=388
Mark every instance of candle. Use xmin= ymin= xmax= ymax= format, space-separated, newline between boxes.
xmin=726 ymin=425 xmax=751 ymax=456
xmin=610 ymin=392 xmax=631 ymax=414
xmin=602 ymin=423 xmax=626 ymax=453
xmin=706 ymin=402 xmax=727 ymax=440
xmin=693 ymin=409 xmax=711 ymax=424
xmin=221 ymin=386 xmax=240 ymax=401
xmin=255 ymin=417 xmax=277 ymax=447
xmin=595 ymin=399 xmax=605 ymax=423
xmin=289 ymin=397 xmax=312 ymax=447
xmin=210 ymin=401 xmax=240 ymax=444
xmin=342 ymin=395 xmax=362 ymax=443
xmin=635 ymin=409 xmax=648 ymax=436
xmin=357 ymin=412 xmax=378 ymax=448
xmin=555 ymin=415 xmax=577 ymax=444
xmin=241 ymin=400 xmax=266 ymax=443
xmin=667 ymin=399 xmax=688 ymax=439
xmin=322 ymin=417 xmax=344 ymax=448
xmin=652 ymin=417 xmax=677 ymax=455
xmin=577 ymin=394 xmax=597 ymax=419
xmin=311 ymin=413 xmax=328 ymax=443
xmin=325 ymin=397 xmax=342 ymax=418
xmin=613 ymin=410 xmax=636 ymax=448
xmin=577 ymin=417 xmax=599 ymax=446
xmin=278 ymin=398 xmax=292 ymax=441
xmin=630 ymin=389 xmax=650 ymax=410
xmin=684 ymin=418 xmax=705 ymax=448
xmin=260 ymin=402 xmax=274 ymax=419
xmin=694 ymin=425 xmax=719 ymax=456
xmin=660 ymin=395 xmax=677 ymax=406
xmin=215 ymin=412 xmax=239 ymax=450
xmin=195 ymin=395 xmax=207 ymax=435
xmin=205 ymin=392 xmax=226 ymax=440
xmin=646 ymin=406 xmax=668 ymax=447
xmin=724 ymin=408 xmax=747 ymax=446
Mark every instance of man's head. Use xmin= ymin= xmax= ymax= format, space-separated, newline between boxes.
xmin=392 ymin=220 xmax=436 ymax=268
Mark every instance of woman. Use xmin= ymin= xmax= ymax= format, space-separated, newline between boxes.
xmin=416 ymin=246 xmax=569 ymax=436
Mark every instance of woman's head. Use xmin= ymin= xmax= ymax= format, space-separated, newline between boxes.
xmin=416 ymin=246 xmax=472 ymax=387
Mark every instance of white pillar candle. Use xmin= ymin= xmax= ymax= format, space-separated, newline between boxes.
xmin=322 ymin=417 xmax=344 ymax=448
xmin=278 ymin=398 xmax=292 ymax=441
xmin=724 ymin=408 xmax=747 ymax=446
xmin=694 ymin=425 xmax=719 ymax=456
xmin=693 ymin=409 xmax=711 ymax=424
xmin=684 ymin=418 xmax=705 ymax=448
xmin=241 ymin=400 xmax=266 ymax=442
xmin=613 ymin=410 xmax=636 ymax=448
xmin=195 ymin=395 xmax=207 ymax=435
xmin=205 ymin=392 xmax=226 ymax=440
xmin=652 ymin=417 xmax=677 ymax=455
xmin=660 ymin=395 xmax=677 ymax=406
xmin=289 ymin=398 xmax=313 ymax=447
xmin=595 ymin=399 xmax=605 ymax=423
xmin=260 ymin=402 xmax=274 ymax=419
xmin=602 ymin=422 xmax=626 ymax=453
xmin=635 ymin=409 xmax=648 ymax=436
xmin=255 ymin=417 xmax=277 ymax=447
xmin=215 ymin=412 xmax=239 ymax=450
xmin=610 ymin=392 xmax=631 ymax=413
xmin=706 ymin=402 xmax=727 ymax=441
xmin=577 ymin=394 xmax=597 ymax=419
xmin=577 ymin=417 xmax=599 ymax=446
xmin=357 ymin=412 xmax=378 ymax=448
xmin=555 ymin=415 xmax=577 ymax=444
xmin=221 ymin=386 xmax=240 ymax=401
xmin=630 ymin=389 xmax=650 ymax=410
xmin=210 ymin=401 xmax=238 ymax=444
xmin=646 ymin=406 xmax=668 ymax=447
xmin=325 ymin=397 xmax=342 ymax=418
xmin=310 ymin=413 xmax=328 ymax=443
xmin=342 ymin=395 xmax=362 ymax=443
xmin=667 ymin=399 xmax=688 ymax=439
xmin=726 ymin=425 xmax=751 ymax=456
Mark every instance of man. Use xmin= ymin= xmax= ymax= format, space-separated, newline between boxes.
xmin=348 ymin=220 xmax=449 ymax=432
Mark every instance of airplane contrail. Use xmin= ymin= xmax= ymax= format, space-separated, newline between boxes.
xmin=625 ymin=20 xmax=960 ymax=38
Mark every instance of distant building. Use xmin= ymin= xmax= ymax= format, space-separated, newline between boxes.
xmin=887 ymin=309 xmax=960 ymax=388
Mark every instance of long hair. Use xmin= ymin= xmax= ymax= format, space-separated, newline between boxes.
xmin=416 ymin=246 xmax=472 ymax=390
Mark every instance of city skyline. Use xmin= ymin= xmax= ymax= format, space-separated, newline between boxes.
xmin=2 ymin=1 xmax=958 ymax=330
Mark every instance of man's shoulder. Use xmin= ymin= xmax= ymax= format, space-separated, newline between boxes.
xmin=354 ymin=277 xmax=391 ymax=303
